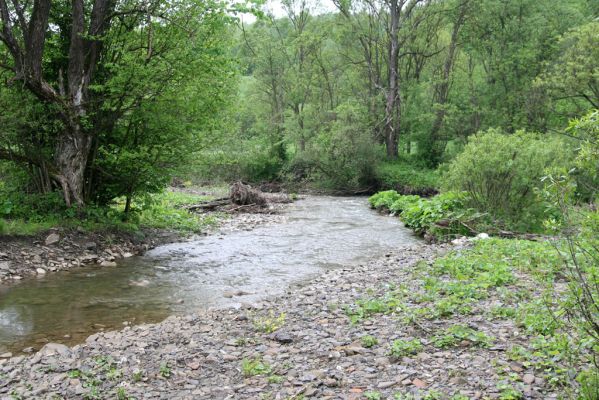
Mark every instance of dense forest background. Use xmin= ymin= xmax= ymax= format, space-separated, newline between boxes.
xmin=0 ymin=0 xmax=597 ymax=213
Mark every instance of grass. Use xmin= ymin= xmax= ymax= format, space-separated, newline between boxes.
xmin=0 ymin=187 xmax=224 ymax=236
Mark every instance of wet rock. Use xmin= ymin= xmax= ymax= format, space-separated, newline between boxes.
xmin=100 ymin=260 xmax=118 ymax=267
xmin=36 ymin=268 xmax=46 ymax=275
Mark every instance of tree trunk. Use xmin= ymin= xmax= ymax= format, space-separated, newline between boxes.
xmin=384 ymin=0 xmax=401 ymax=159
xmin=54 ymin=129 xmax=92 ymax=207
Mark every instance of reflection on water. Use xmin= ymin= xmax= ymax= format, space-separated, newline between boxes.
xmin=0 ymin=196 xmax=418 ymax=353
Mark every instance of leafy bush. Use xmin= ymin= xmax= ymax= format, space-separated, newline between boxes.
xmin=400 ymin=191 xmax=476 ymax=238
xmin=369 ymin=190 xmax=481 ymax=239
xmin=368 ymin=190 xmax=402 ymax=210
xmin=376 ymin=161 xmax=439 ymax=194
xmin=443 ymin=129 xmax=572 ymax=231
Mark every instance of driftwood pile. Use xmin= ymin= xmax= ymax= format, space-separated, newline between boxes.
xmin=186 ymin=182 xmax=289 ymax=214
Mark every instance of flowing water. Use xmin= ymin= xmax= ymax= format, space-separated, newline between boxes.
xmin=0 ymin=196 xmax=418 ymax=354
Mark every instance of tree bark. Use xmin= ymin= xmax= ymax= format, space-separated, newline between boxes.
xmin=383 ymin=0 xmax=401 ymax=159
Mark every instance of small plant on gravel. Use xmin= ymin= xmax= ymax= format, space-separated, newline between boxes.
xmin=421 ymin=390 xmax=443 ymax=400
xmin=115 ymin=387 xmax=130 ymax=400
xmin=450 ymin=395 xmax=470 ymax=400
xmin=389 ymin=338 xmax=423 ymax=357
xmin=345 ymin=291 xmax=403 ymax=324
xmin=497 ymin=384 xmax=523 ymax=400
xmin=267 ymin=374 xmax=284 ymax=384
xmin=364 ymin=391 xmax=382 ymax=400
xmin=393 ymin=393 xmax=416 ymax=400
xmin=253 ymin=311 xmax=286 ymax=333
xmin=131 ymin=369 xmax=144 ymax=382
xmin=159 ymin=363 xmax=172 ymax=379
xmin=241 ymin=357 xmax=272 ymax=377
xmin=490 ymin=305 xmax=517 ymax=319
xmin=360 ymin=335 xmax=379 ymax=348
xmin=432 ymin=325 xmax=493 ymax=349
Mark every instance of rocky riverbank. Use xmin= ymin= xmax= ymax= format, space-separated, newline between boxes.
xmin=0 ymin=208 xmax=287 ymax=284
xmin=1 ymin=242 xmax=563 ymax=399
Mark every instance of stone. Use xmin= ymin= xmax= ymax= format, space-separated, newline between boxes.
xmin=377 ymin=381 xmax=396 ymax=389
xmin=0 ymin=352 xmax=12 ymax=358
xmin=36 ymin=268 xmax=46 ymax=275
xmin=40 ymin=343 xmax=71 ymax=357
xmin=100 ymin=261 xmax=117 ymax=267
xmin=412 ymin=378 xmax=427 ymax=388
xmin=523 ymin=374 xmax=535 ymax=384
xmin=272 ymin=332 xmax=293 ymax=344
xmin=84 ymin=242 xmax=97 ymax=250
xmin=45 ymin=233 xmax=61 ymax=246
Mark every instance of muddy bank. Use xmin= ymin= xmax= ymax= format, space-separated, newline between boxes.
xmin=0 ymin=242 xmax=561 ymax=399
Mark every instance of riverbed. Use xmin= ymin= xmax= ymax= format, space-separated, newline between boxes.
xmin=0 ymin=196 xmax=418 ymax=354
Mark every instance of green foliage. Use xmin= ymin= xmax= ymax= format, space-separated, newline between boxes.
xmin=299 ymin=101 xmax=380 ymax=190
xmin=368 ymin=190 xmax=403 ymax=210
xmin=375 ymin=162 xmax=439 ymax=193
xmin=389 ymin=338 xmax=423 ymax=357
xmin=159 ymin=363 xmax=172 ymax=379
xmin=497 ymin=384 xmax=523 ymax=400
xmin=369 ymin=190 xmax=479 ymax=239
xmin=364 ymin=391 xmax=382 ymax=400
xmin=443 ymin=129 xmax=572 ymax=231
xmin=578 ymin=369 xmax=599 ymax=400
xmin=241 ymin=358 xmax=272 ymax=377
xmin=536 ymin=22 xmax=599 ymax=118
xmin=344 ymin=291 xmax=403 ymax=324
xmin=252 ymin=311 xmax=286 ymax=333
xmin=400 ymin=191 xmax=471 ymax=236
xmin=432 ymin=325 xmax=493 ymax=349
xmin=360 ymin=335 xmax=379 ymax=348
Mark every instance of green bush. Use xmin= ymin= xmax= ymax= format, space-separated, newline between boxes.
xmin=369 ymin=190 xmax=480 ymax=239
xmin=368 ymin=190 xmax=402 ymax=210
xmin=389 ymin=195 xmax=421 ymax=214
xmin=400 ymin=191 xmax=474 ymax=237
xmin=443 ymin=129 xmax=572 ymax=231
xmin=376 ymin=161 xmax=439 ymax=194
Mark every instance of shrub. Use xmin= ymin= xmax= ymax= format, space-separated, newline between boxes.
xmin=368 ymin=190 xmax=402 ymax=210
xmin=376 ymin=161 xmax=439 ymax=194
xmin=400 ymin=191 xmax=474 ymax=237
xmin=443 ymin=129 xmax=572 ymax=231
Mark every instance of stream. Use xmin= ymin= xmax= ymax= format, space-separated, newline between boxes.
xmin=0 ymin=196 xmax=418 ymax=354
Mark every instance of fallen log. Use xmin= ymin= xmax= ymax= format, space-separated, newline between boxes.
xmin=185 ymin=197 xmax=230 ymax=211
xmin=230 ymin=182 xmax=267 ymax=206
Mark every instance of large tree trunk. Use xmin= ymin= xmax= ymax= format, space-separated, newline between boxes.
xmin=55 ymin=130 xmax=92 ymax=207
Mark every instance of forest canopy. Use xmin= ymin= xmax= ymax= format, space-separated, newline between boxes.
xmin=0 ymin=0 xmax=597 ymax=209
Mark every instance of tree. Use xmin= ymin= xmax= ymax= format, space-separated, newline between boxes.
xmin=0 ymin=0 xmax=233 ymax=207
xmin=536 ymin=22 xmax=599 ymax=119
